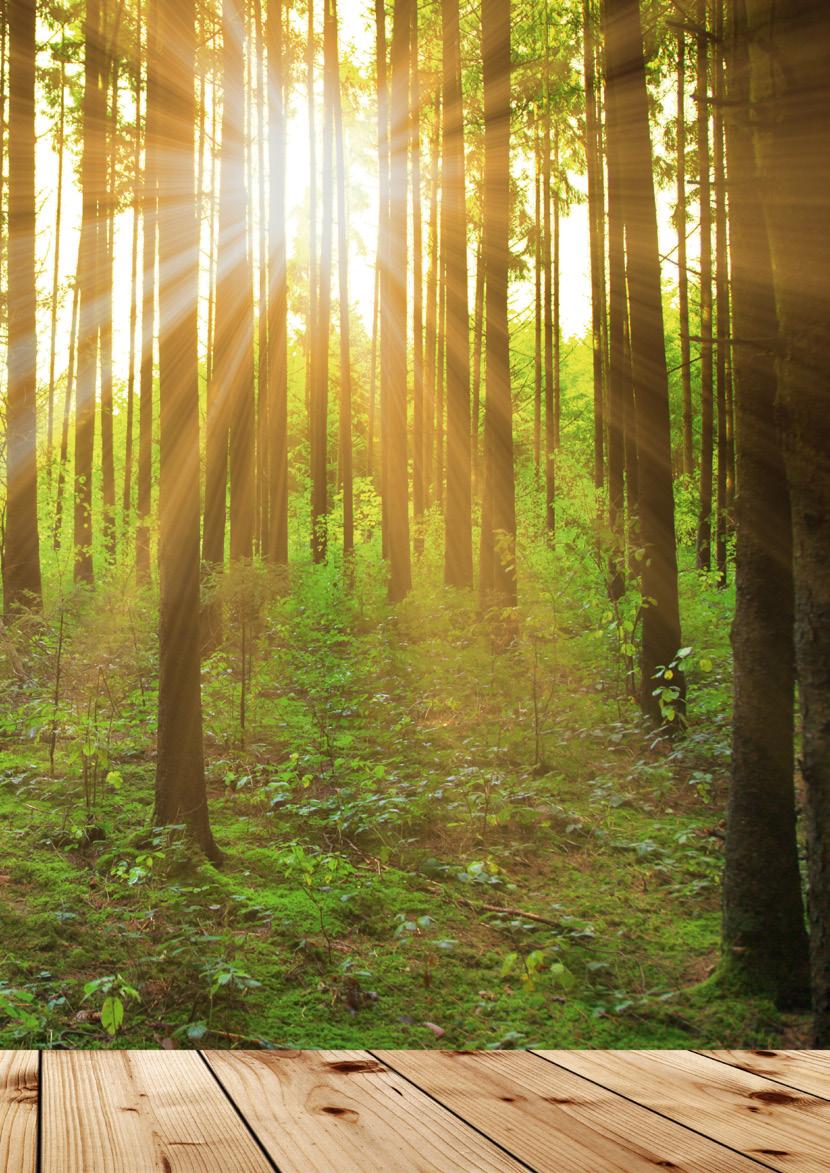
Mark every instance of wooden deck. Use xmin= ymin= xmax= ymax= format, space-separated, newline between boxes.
xmin=2 ymin=1049 xmax=829 ymax=1171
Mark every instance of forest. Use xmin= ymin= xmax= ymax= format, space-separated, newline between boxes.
xmin=0 ymin=0 xmax=828 ymax=1054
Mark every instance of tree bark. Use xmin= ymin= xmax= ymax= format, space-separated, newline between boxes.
xmin=743 ymin=0 xmax=830 ymax=1044
xmin=695 ymin=0 xmax=714 ymax=570
xmin=479 ymin=0 xmax=516 ymax=609
xmin=266 ymin=0 xmax=288 ymax=564
xmin=152 ymin=0 xmax=220 ymax=862
xmin=4 ymin=0 xmax=42 ymax=612
xmin=676 ymin=29 xmax=694 ymax=476
xmin=722 ymin=0 xmax=809 ymax=1009
xmin=441 ymin=0 xmax=472 ymax=587
xmin=603 ymin=0 xmax=685 ymax=721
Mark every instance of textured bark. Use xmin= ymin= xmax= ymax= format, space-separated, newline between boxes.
xmin=423 ymin=94 xmax=440 ymax=506
xmin=478 ymin=0 xmax=516 ymax=609
xmin=712 ymin=0 xmax=730 ymax=585
xmin=410 ymin=2 xmax=424 ymax=546
xmin=152 ymin=0 xmax=220 ymax=862
xmin=441 ymin=0 xmax=472 ymax=587
xmin=744 ymin=0 xmax=830 ymax=1044
xmin=4 ymin=0 xmax=41 ymax=612
xmin=542 ymin=22 xmax=555 ymax=535
xmin=47 ymin=27 xmax=67 ymax=488
xmin=383 ymin=0 xmax=412 ymax=600
xmin=603 ymin=0 xmax=685 ymax=721
xmin=722 ymin=0 xmax=809 ymax=1008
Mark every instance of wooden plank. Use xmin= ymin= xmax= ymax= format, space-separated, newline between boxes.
xmin=205 ymin=1049 xmax=524 ymax=1172
xmin=700 ymin=1050 xmax=830 ymax=1100
xmin=537 ymin=1049 xmax=830 ymax=1172
xmin=376 ymin=1049 xmax=765 ymax=1172
xmin=0 ymin=1051 xmax=38 ymax=1173
xmin=41 ymin=1050 xmax=271 ymax=1172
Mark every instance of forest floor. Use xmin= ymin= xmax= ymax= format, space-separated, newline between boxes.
xmin=0 ymin=518 xmax=811 ymax=1050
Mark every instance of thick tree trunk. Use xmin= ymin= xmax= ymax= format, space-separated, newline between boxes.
xmin=441 ymin=0 xmax=472 ymax=588
xmin=383 ymin=0 xmax=412 ymax=600
xmin=743 ymin=0 xmax=830 ymax=1044
xmin=4 ymin=0 xmax=41 ymax=612
xmin=603 ymin=0 xmax=685 ymax=721
xmin=47 ymin=30 xmax=67 ymax=490
xmin=722 ymin=0 xmax=809 ymax=1008
xmin=152 ymin=0 xmax=220 ymax=862
xmin=479 ymin=0 xmax=516 ymax=609
xmin=604 ymin=47 xmax=625 ymax=598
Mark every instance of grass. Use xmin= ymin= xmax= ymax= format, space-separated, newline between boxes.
xmin=0 ymin=491 xmax=809 ymax=1051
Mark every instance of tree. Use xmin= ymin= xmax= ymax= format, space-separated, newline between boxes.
xmin=382 ymin=0 xmax=412 ymax=601
xmin=695 ymin=0 xmax=714 ymax=571
xmin=266 ymin=0 xmax=288 ymax=564
xmin=603 ymin=0 xmax=685 ymax=720
xmin=330 ymin=0 xmax=354 ymax=555
xmin=74 ymin=0 xmax=106 ymax=585
xmin=479 ymin=0 xmax=516 ymax=609
xmin=4 ymin=0 xmax=41 ymax=613
xmin=203 ymin=0 xmax=254 ymax=573
xmin=721 ymin=0 xmax=809 ymax=1008
xmin=152 ymin=0 xmax=220 ymax=863
xmin=743 ymin=0 xmax=830 ymax=1044
xmin=136 ymin=0 xmax=157 ymax=583
xmin=583 ymin=0 xmax=606 ymax=492
xmin=675 ymin=28 xmax=693 ymax=476
xmin=441 ymin=0 xmax=473 ymax=588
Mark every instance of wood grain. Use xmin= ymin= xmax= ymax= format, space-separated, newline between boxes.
xmin=205 ymin=1048 xmax=523 ymax=1172
xmin=700 ymin=1050 xmax=830 ymax=1100
xmin=41 ymin=1050 xmax=271 ymax=1172
xmin=376 ymin=1048 xmax=763 ymax=1172
xmin=0 ymin=1051 xmax=37 ymax=1173
xmin=537 ymin=1049 xmax=830 ymax=1171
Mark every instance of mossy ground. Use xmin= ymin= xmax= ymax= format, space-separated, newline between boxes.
xmin=0 ymin=509 xmax=810 ymax=1050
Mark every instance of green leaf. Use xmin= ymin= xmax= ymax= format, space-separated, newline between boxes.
xmin=101 ymin=996 xmax=124 ymax=1036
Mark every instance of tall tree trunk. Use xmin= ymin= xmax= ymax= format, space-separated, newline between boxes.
xmin=695 ymin=0 xmax=714 ymax=569
xmin=383 ymin=0 xmax=412 ymax=600
xmin=99 ymin=39 xmax=119 ymax=561
xmin=311 ymin=0 xmax=334 ymax=561
xmin=74 ymin=0 xmax=105 ymax=585
xmin=743 ymin=0 xmax=830 ymax=1044
xmin=603 ymin=0 xmax=685 ymax=721
xmin=604 ymin=49 xmax=626 ymax=597
xmin=542 ymin=12 xmax=555 ymax=535
xmin=254 ymin=0 xmax=269 ymax=555
xmin=136 ymin=0 xmax=156 ymax=583
xmin=423 ymin=92 xmax=440 ymax=506
xmin=713 ymin=0 xmax=730 ymax=585
xmin=123 ymin=17 xmax=142 ymax=528
xmin=410 ymin=0 xmax=424 ymax=549
xmin=533 ymin=118 xmax=542 ymax=476
xmin=583 ymin=0 xmax=605 ymax=490
xmin=374 ymin=0 xmax=390 ymax=552
xmin=676 ymin=29 xmax=694 ymax=476
xmin=442 ymin=0 xmax=472 ymax=586
xmin=721 ymin=0 xmax=809 ymax=1009
xmin=4 ymin=0 xmax=41 ymax=612
xmin=471 ymin=232 xmax=485 ymax=495
xmin=331 ymin=0 xmax=353 ymax=555
xmin=479 ymin=0 xmax=515 ymax=609
xmin=47 ymin=28 xmax=67 ymax=490
xmin=54 ymin=258 xmax=81 ymax=550
xmin=152 ymin=0 xmax=219 ymax=862
xmin=203 ymin=0 xmax=254 ymax=570
xmin=266 ymin=0 xmax=288 ymax=563
xmin=553 ymin=122 xmax=561 ymax=453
